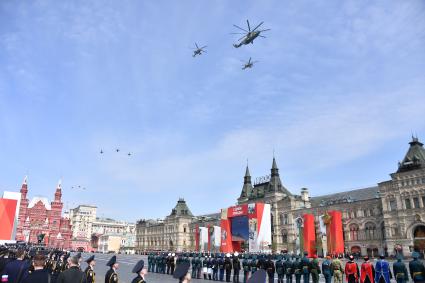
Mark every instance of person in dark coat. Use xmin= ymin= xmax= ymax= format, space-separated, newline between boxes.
xmin=265 ymin=255 xmax=275 ymax=283
xmin=22 ymin=254 xmax=49 ymax=283
xmin=301 ymin=252 xmax=310 ymax=283
xmin=224 ymin=253 xmax=232 ymax=282
xmin=105 ymin=255 xmax=119 ymax=283
xmin=409 ymin=252 xmax=425 ymax=283
xmin=131 ymin=259 xmax=147 ymax=283
xmin=57 ymin=256 xmax=87 ymax=283
xmin=275 ymin=255 xmax=285 ymax=283
xmin=173 ymin=262 xmax=191 ymax=283
xmin=393 ymin=255 xmax=408 ymax=283
xmin=233 ymin=252 xmax=241 ymax=283
xmin=1 ymin=249 xmax=30 ymax=283
xmin=84 ymin=255 xmax=96 ymax=283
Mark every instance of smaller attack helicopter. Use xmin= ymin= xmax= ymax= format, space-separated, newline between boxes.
xmin=191 ymin=43 xmax=207 ymax=57
xmin=232 ymin=20 xmax=270 ymax=48
xmin=242 ymin=57 xmax=258 ymax=70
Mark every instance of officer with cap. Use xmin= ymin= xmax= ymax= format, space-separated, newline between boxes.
xmin=393 ymin=255 xmax=408 ymax=283
xmin=242 ymin=253 xmax=251 ymax=283
xmin=233 ymin=252 xmax=241 ymax=283
xmin=84 ymin=255 xmax=96 ymax=283
xmin=285 ymin=255 xmax=294 ymax=283
xmin=132 ymin=259 xmax=147 ymax=283
xmin=218 ymin=253 xmax=225 ymax=281
xmin=409 ymin=252 xmax=425 ymax=283
xmin=331 ymin=255 xmax=344 ymax=283
xmin=224 ymin=253 xmax=232 ymax=282
xmin=321 ymin=256 xmax=332 ymax=283
xmin=173 ymin=262 xmax=191 ymax=283
xmin=105 ymin=255 xmax=119 ymax=283
xmin=301 ymin=252 xmax=310 ymax=283
xmin=265 ymin=254 xmax=275 ymax=283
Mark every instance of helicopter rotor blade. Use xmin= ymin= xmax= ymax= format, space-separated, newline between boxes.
xmin=248 ymin=57 xmax=252 ymax=63
xmin=259 ymin=35 xmax=266 ymax=38
xmin=230 ymin=32 xmax=246 ymax=35
xmin=195 ymin=43 xmax=199 ymax=48
xmin=233 ymin=24 xmax=248 ymax=33
xmin=259 ymin=28 xmax=271 ymax=32
xmin=252 ymin=21 xmax=264 ymax=32
xmin=247 ymin=19 xmax=251 ymax=32
xmin=201 ymin=46 xmax=207 ymax=49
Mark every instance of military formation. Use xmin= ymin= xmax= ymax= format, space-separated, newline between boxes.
xmin=1 ymin=243 xmax=424 ymax=283
xmin=145 ymin=251 xmax=425 ymax=283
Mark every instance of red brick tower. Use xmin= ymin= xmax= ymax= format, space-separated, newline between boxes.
xmin=16 ymin=176 xmax=29 ymax=241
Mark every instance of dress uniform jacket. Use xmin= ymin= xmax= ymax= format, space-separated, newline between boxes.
xmin=131 ymin=275 xmax=146 ymax=283
xmin=84 ymin=266 xmax=95 ymax=283
xmin=409 ymin=258 xmax=425 ymax=283
xmin=105 ymin=267 xmax=118 ymax=283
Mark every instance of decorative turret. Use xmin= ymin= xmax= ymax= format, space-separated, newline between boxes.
xmin=54 ymin=179 xmax=62 ymax=202
xmin=301 ymin=188 xmax=309 ymax=202
xmin=397 ymin=136 xmax=425 ymax=173
xmin=20 ymin=176 xmax=28 ymax=199
xmin=244 ymin=166 xmax=252 ymax=184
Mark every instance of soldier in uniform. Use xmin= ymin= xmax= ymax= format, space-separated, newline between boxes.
xmin=375 ymin=255 xmax=392 ymax=283
xmin=105 ymin=255 xmax=119 ymax=283
xmin=131 ymin=259 xmax=147 ymax=283
xmin=345 ymin=255 xmax=359 ymax=283
xmin=242 ymin=254 xmax=251 ymax=283
xmin=224 ymin=253 xmax=232 ymax=282
xmin=393 ymin=255 xmax=408 ymax=283
xmin=331 ymin=255 xmax=344 ymax=283
xmin=275 ymin=255 xmax=284 ymax=283
xmin=173 ymin=262 xmax=191 ymax=283
xmin=285 ymin=256 xmax=294 ymax=283
xmin=265 ymin=254 xmax=275 ymax=283
xmin=213 ymin=254 xmax=219 ymax=281
xmin=294 ymin=256 xmax=302 ymax=283
xmin=147 ymin=253 xmax=152 ymax=273
xmin=321 ymin=256 xmax=332 ymax=283
xmin=409 ymin=252 xmax=425 ymax=283
xmin=171 ymin=253 xmax=176 ymax=275
xmin=219 ymin=253 xmax=225 ymax=281
xmin=309 ymin=255 xmax=320 ymax=283
xmin=191 ymin=254 xmax=197 ymax=279
xmin=251 ymin=254 xmax=258 ymax=275
xmin=233 ymin=252 xmax=241 ymax=283
xmin=167 ymin=253 xmax=172 ymax=275
xmin=301 ymin=252 xmax=310 ymax=283
xmin=84 ymin=255 xmax=96 ymax=283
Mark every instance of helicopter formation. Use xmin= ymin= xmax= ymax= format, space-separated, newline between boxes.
xmin=192 ymin=19 xmax=269 ymax=70
xmin=99 ymin=148 xmax=132 ymax=156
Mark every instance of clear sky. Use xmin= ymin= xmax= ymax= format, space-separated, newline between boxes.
xmin=1 ymin=0 xmax=424 ymax=222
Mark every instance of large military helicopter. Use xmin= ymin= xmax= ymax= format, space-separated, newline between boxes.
xmin=191 ymin=43 xmax=207 ymax=57
xmin=242 ymin=57 xmax=258 ymax=70
xmin=232 ymin=20 xmax=270 ymax=48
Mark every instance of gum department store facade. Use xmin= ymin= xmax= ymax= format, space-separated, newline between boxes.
xmin=135 ymin=137 xmax=425 ymax=257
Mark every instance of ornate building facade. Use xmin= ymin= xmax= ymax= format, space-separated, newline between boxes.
xmin=136 ymin=198 xmax=193 ymax=252
xmin=135 ymin=137 xmax=425 ymax=257
xmin=16 ymin=178 xmax=72 ymax=249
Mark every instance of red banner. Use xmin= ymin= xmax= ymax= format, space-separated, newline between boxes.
xmin=328 ymin=211 xmax=344 ymax=254
xmin=227 ymin=205 xmax=248 ymax=218
xmin=0 ymin=199 xmax=18 ymax=240
xmin=303 ymin=214 xmax=316 ymax=257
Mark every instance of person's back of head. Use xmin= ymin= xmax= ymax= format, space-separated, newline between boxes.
xmin=69 ymin=256 xmax=79 ymax=266
xmin=33 ymin=254 xmax=46 ymax=269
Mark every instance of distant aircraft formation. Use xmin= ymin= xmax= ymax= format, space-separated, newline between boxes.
xmin=99 ymin=148 xmax=132 ymax=156
xmin=192 ymin=19 xmax=270 ymax=70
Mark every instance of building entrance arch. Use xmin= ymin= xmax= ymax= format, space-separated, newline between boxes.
xmin=413 ymin=225 xmax=425 ymax=257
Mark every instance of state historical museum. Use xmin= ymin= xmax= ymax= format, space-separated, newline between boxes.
xmin=15 ymin=178 xmax=72 ymax=249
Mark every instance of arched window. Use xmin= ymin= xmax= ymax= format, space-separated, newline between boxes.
xmin=349 ymin=224 xmax=359 ymax=241
xmin=365 ymin=222 xmax=376 ymax=240
xmin=391 ymin=224 xmax=399 ymax=237
xmin=281 ymin=229 xmax=288 ymax=243
xmin=280 ymin=214 xmax=288 ymax=225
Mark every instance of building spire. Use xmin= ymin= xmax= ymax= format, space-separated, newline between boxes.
xmin=23 ymin=175 xmax=28 ymax=185
xmin=271 ymin=157 xmax=279 ymax=177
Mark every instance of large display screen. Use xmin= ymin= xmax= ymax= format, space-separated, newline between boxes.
xmin=231 ymin=216 xmax=249 ymax=241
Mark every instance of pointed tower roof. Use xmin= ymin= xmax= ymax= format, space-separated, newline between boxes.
xmin=23 ymin=176 xmax=28 ymax=185
xmin=169 ymin=198 xmax=193 ymax=217
xmin=245 ymin=166 xmax=251 ymax=177
xmin=271 ymin=157 xmax=279 ymax=177
xmin=397 ymin=136 xmax=425 ymax=173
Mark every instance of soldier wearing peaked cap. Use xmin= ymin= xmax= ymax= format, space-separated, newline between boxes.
xmin=132 ymin=259 xmax=147 ymax=283
xmin=409 ymin=252 xmax=425 ymax=283
xmin=173 ymin=261 xmax=191 ymax=283
xmin=393 ymin=255 xmax=408 ymax=283
xmin=247 ymin=269 xmax=267 ymax=283
xmin=105 ymin=255 xmax=119 ymax=283
xmin=84 ymin=255 xmax=96 ymax=283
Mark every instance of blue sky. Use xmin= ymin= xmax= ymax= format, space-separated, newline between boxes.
xmin=1 ymin=0 xmax=424 ymax=222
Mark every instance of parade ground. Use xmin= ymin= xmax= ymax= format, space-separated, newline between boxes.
xmin=77 ymin=253 xmax=416 ymax=283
